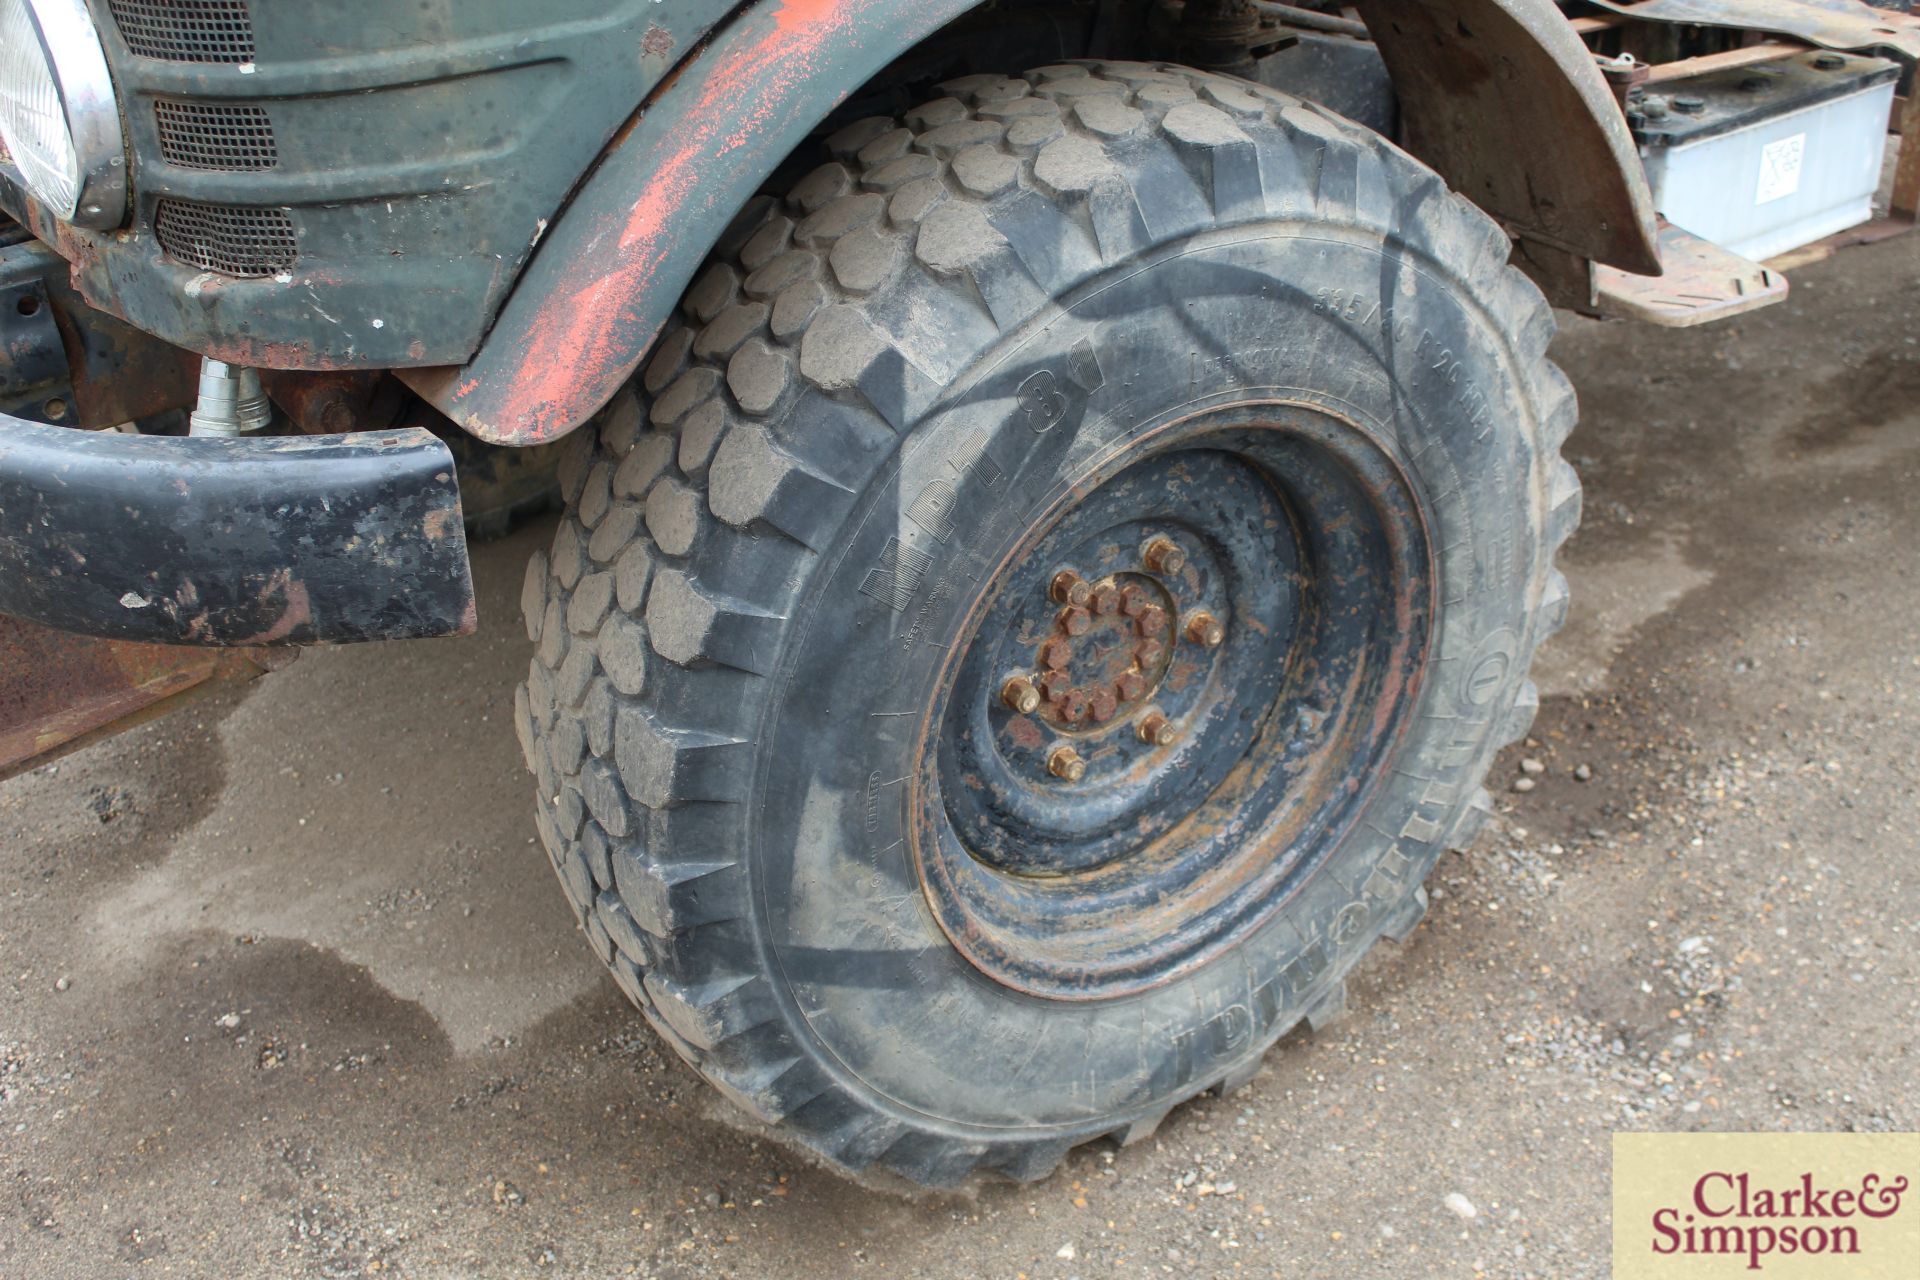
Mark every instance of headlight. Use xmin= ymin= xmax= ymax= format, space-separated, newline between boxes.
xmin=0 ymin=0 xmax=125 ymax=228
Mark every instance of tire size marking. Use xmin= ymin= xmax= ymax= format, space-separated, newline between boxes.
xmin=1311 ymin=284 xmax=1499 ymax=445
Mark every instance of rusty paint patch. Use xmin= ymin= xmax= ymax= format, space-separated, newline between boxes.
xmin=0 ymin=614 xmax=284 ymax=781
xmin=413 ymin=0 xmax=975 ymax=445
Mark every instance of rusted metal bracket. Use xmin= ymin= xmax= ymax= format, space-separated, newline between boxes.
xmin=2 ymin=239 xmax=78 ymax=427
xmin=2 ymin=235 xmax=200 ymax=430
xmin=1586 ymin=0 xmax=1920 ymax=63
xmin=0 ymin=614 xmax=290 ymax=781
xmin=1594 ymin=220 xmax=1789 ymax=325
xmin=1354 ymin=0 xmax=1665 ymax=275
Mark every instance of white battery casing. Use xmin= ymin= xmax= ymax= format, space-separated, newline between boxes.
xmin=1638 ymin=53 xmax=1897 ymax=262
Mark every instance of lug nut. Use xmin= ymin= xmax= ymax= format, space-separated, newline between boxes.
xmin=1002 ymin=676 xmax=1041 ymax=715
xmin=1042 ymin=637 xmax=1073 ymax=670
xmin=1049 ymin=744 xmax=1087 ymax=782
xmin=1120 ymin=584 xmax=1148 ymax=617
xmin=1135 ymin=639 xmax=1166 ymax=667
xmin=1138 ymin=711 xmax=1177 ymax=747
xmin=1091 ymin=583 xmax=1121 ymax=616
xmin=1059 ymin=606 xmax=1092 ymax=636
xmin=1089 ymin=687 xmax=1119 ymax=722
xmin=1185 ymin=610 xmax=1225 ymax=647
xmin=1137 ymin=605 xmax=1167 ymax=638
xmin=1041 ymin=670 xmax=1072 ymax=701
xmin=1050 ymin=569 xmax=1091 ymax=607
xmin=1144 ymin=537 xmax=1187 ymax=575
xmin=1115 ymin=671 xmax=1147 ymax=702
xmin=1061 ymin=689 xmax=1090 ymax=723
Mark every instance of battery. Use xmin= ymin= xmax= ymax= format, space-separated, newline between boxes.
xmin=1632 ymin=49 xmax=1899 ymax=262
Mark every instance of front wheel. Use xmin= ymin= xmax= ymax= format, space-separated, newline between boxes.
xmin=517 ymin=61 xmax=1577 ymax=1187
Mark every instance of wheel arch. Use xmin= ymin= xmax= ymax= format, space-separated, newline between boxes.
xmin=401 ymin=0 xmax=1658 ymax=447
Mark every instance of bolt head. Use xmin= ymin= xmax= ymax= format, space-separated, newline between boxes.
xmin=1050 ymin=570 xmax=1091 ymax=607
xmin=1059 ymin=606 xmax=1092 ymax=637
xmin=1048 ymin=745 xmax=1086 ymax=782
xmin=1137 ymin=605 xmax=1168 ymax=638
xmin=1061 ymin=689 xmax=1090 ymax=723
xmin=1040 ymin=670 xmax=1073 ymax=701
xmin=1042 ymin=637 xmax=1073 ymax=670
xmin=1144 ymin=537 xmax=1187 ymax=575
xmin=1089 ymin=688 xmax=1119 ymax=722
xmin=1091 ymin=584 xmax=1121 ymax=616
xmin=1138 ymin=712 xmax=1177 ymax=747
xmin=1120 ymin=584 xmax=1148 ymax=617
xmin=1185 ymin=611 xmax=1224 ymax=647
xmin=1115 ymin=672 xmax=1147 ymax=702
xmin=1002 ymin=676 xmax=1041 ymax=715
xmin=1134 ymin=639 xmax=1166 ymax=667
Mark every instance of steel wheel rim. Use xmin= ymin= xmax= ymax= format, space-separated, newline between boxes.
xmin=913 ymin=401 xmax=1436 ymax=999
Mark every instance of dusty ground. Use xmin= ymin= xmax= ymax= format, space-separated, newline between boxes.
xmin=4 ymin=230 xmax=1918 ymax=1278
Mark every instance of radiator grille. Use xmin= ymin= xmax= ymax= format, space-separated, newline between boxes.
xmin=154 ymin=199 xmax=296 ymax=277
xmin=107 ymin=0 xmax=256 ymax=64
xmin=154 ymin=101 xmax=277 ymax=170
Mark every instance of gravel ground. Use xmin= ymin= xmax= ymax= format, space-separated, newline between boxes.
xmin=2 ymin=229 xmax=1917 ymax=1279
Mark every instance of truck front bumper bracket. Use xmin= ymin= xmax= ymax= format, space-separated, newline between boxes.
xmin=0 ymin=415 xmax=476 ymax=646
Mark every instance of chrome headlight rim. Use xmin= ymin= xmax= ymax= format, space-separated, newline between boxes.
xmin=1 ymin=0 xmax=126 ymax=229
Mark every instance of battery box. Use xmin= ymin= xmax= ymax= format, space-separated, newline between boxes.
xmin=1632 ymin=49 xmax=1900 ymax=262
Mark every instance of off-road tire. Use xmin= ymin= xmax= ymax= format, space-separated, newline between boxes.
xmin=518 ymin=61 xmax=1576 ymax=1186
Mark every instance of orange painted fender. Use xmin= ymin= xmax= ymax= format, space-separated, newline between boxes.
xmin=400 ymin=0 xmax=983 ymax=446
xmin=404 ymin=0 xmax=1658 ymax=445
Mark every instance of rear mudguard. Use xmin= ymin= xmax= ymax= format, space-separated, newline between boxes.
xmin=403 ymin=0 xmax=1659 ymax=445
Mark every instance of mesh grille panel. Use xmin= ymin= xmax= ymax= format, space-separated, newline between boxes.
xmin=154 ymin=100 xmax=277 ymax=170
xmin=154 ymin=199 xmax=295 ymax=277
xmin=107 ymin=0 xmax=255 ymax=63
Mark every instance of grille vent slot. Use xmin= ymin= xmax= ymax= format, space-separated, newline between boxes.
xmin=154 ymin=199 xmax=296 ymax=277
xmin=107 ymin=0 xmax=256 ymax=64
xmin=154 ymin=101 xmax=277 ymax=171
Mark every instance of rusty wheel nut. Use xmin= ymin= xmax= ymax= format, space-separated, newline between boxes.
xmin=1048 ymin=744 xmax=1087 ymax=781
xmin=1058 ymin=606 xmax=1092 ymax=637
xmin=1040 ymin=670 xmax=1073 ymax=701
xmin=1115 ymin=671 xmax=1147 ymax=702
xmin=1135 ymin=639 xmax=1166 ymax=667
xmin=1050 ymin=570 xmax=1091 ymax=607
xmin=1089 ymin=688 xmax=1119 ymax=723
xmin=1137 ymin=605 xmax=1168 ymax=638
xmin=1061 ymin=689 xmax=1091 ymax=723
xmin=1091 ymin=583 xmax=1121 ymax=616
xmin=1138 ymin=711 xmax=1177 ymax=746
xmin=1002 ymin=676 xmax=1041 ymax=715
xmin=1144 ymin=537 xmax=1187 ymax=575
xmin=1120 ymin=584 xmax=1148 ymax=617
xmin=1185 ymin=610 xmax=1225 ymax=647
xmin=1041 ymin=637 xmax=1074 ymax=670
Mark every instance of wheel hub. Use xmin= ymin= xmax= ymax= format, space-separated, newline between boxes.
xmin=1026 ymin=567 xmax=1183 ymax=731
xmin=915 ymin=402 xmax=1434 ymax=998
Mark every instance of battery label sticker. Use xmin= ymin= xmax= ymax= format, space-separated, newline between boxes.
xmin=1756 ymin=133 xmax=1807 ymax=205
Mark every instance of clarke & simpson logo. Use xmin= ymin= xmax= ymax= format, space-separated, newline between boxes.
xmin=1614 ymin=1133 xmax=1919 ymax=1278
xmin=1650 ymin=1170 xmax=1908 ymax=1269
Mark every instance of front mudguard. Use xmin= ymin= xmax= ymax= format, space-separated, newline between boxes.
xmin=402 ymin=0 xmax=1660 ymax=447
